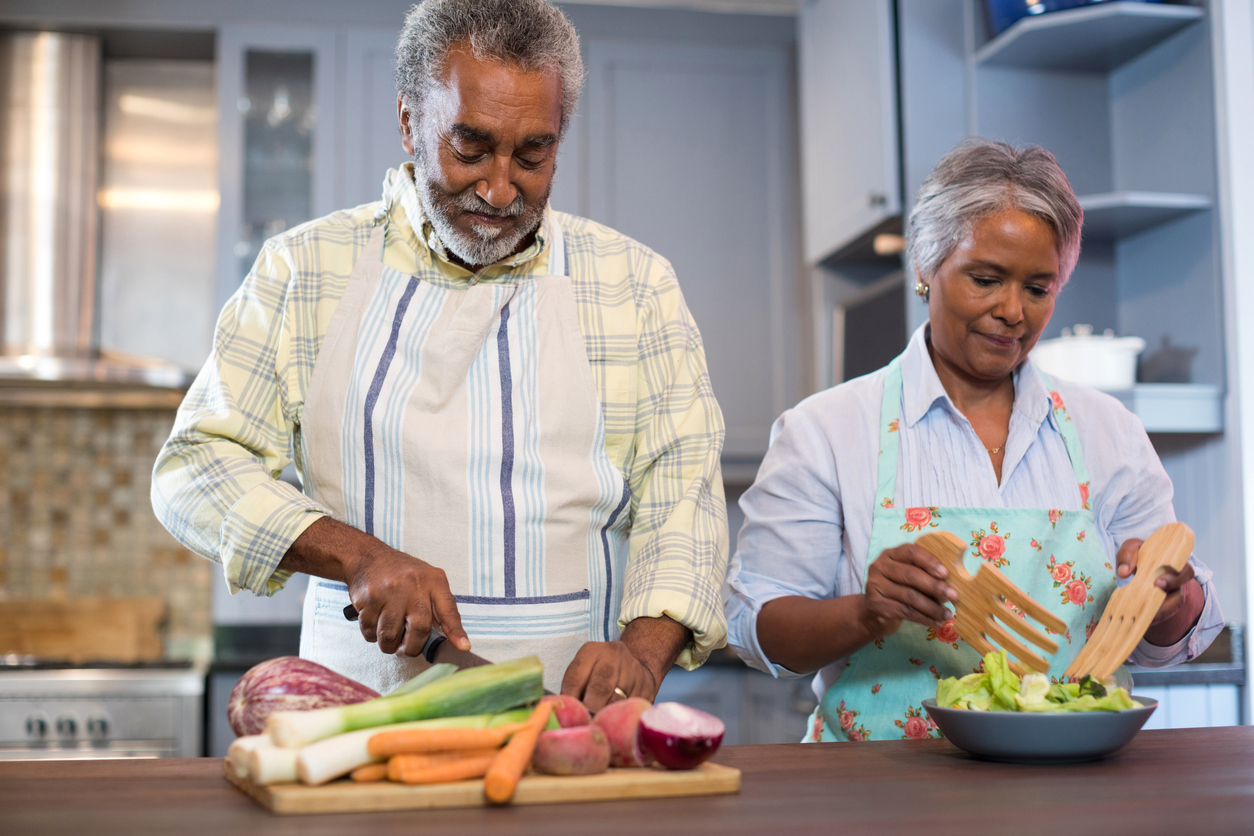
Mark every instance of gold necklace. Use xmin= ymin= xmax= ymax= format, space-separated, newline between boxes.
xmin=987 ymin=444 xmax=1004 ymax=455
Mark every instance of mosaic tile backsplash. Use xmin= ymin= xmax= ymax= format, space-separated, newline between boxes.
xmin=0 ymin=407 xmax=212 ymax=662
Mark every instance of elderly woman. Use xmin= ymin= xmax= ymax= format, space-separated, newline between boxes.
xmin=725 ymin=139 xmax=1223 ymax=742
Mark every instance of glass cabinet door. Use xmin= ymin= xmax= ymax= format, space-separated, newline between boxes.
xmin=216 ymin=27 xmax=338 ymax=312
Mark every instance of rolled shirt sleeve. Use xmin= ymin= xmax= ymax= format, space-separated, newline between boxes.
xmin=616 ymin=258 xmax=729 ymax=669
xmin=151 ymin=241 xmax=329 ymax=596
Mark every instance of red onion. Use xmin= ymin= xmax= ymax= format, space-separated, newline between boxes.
xmin=635 ymin=702 xmax=725 ymax=770
xmin=227 ymin=656 xmax=379 ymax=737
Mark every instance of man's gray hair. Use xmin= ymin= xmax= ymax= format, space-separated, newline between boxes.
xmin=395 ymin=0 xmax=585 ymax=138
xmin=906 ymin=139 xmax=1084 ymax=287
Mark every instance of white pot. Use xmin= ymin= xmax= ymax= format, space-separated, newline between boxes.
xmin=1030 ymin=326 xmax=1146 ymax=392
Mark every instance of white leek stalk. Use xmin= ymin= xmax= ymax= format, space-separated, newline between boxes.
xmin=249 ymin=745 xmax=299 ymax=785
xmin=225 ymin=735 xmax=270 ymax=780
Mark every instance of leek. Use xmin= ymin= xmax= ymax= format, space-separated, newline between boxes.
xmin=250 ymin=745 xmax=299 ymax=785
xmin=225 ymin=734 xmax=270 ymax=780
xmin=296 ymin=709 xmax=531 ymax=786
xmin=384 ymin=663 xmax=457 ymax=698
xmin=268 ymin=656 xmax=544 ymax=749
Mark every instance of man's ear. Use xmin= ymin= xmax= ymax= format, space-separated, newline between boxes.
xmin=397 ymin=94 xmax=416 ymax=156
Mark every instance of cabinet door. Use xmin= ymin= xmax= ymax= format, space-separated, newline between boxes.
xmin=585 ymin=42 xmax=799 ymax=458
xmin=798 ymin=0 xmax=901 ymax=263
xmin=215 ymin=26 xmax=339 ymax=312
xmin=342 ymin=28 xmax=408 ymax=208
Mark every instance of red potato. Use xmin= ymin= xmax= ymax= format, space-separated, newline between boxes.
xmin=531 ymin=725 xmax=612 ymax=775
xmin=540 ymin=694 xmax=592 ymax=728
xmin=592 ymin=697 xmax=652 ymax=767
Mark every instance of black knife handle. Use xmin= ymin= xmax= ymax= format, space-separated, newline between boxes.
xmin=342 ymin=604 xmax=359 ymax=621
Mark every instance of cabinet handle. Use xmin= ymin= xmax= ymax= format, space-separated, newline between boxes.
xmin=868 ymin=192 xmax=888 ymax=208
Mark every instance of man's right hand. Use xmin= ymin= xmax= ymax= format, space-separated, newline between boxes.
xmin=279 ymin=517 xmax=470 ymax=657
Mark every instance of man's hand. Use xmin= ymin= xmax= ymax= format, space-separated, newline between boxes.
xmin=279 ymin=517 xmax=470 ymax=657
xmin=1115 ymin=538 xmax=1203 ymax=644
xmin=858 ymin=544 xmax=958 ymax=638
xmin=560 ymin=616 xmax=691 ymax=711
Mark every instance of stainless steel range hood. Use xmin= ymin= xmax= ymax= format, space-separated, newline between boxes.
xmin=0 ymin=31 xmax=185 ymax=388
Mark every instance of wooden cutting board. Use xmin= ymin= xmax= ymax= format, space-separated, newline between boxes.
xmin=223 ymin=759 xmax=741 ymax=814
xmin=0 ymin=597 xmax=165 ymax=663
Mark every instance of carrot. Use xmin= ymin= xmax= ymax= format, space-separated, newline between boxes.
xmin=350 ymin=763 xmax=388 ymax=782
xmin=367 ymin=723 xmax=526 ymax=758
xmin=484 ymin=702 xmax=553 ymax=804
xmin=387 ymin=753 xmax=497 ymax=785
xmin=383 ymin=748 xmax=501 ymax=781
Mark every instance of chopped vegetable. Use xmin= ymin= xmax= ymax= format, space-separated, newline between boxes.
xmin=268 ymin=656 xmax=544 ymax=749
xmin=389 ymin=753 xmax=498 ymax=785
xmin=635 ymin=702 xmax=725 ymax=770
xmin=295 ymin=709 xmax=531 ymax=786
xmin=350 ymin=763 xmax=388 ymax=782
xmin=936 ymin=650 xmax=1142 ymax=713
xmin=484 ymin=701 xmax=553 ymax=803
xmin=367 ymin=723 xmax=526 ymax=758
xmin=384 ymin=663 xmax=457 ymax=698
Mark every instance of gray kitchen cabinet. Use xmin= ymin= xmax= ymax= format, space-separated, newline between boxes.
xmin=798 ymin=0 xmax=901 ymax=264
xmin=341 ymin=27 xmax=408 ymax=208
xmin=215 ymin=25 xmax=341 ymax=313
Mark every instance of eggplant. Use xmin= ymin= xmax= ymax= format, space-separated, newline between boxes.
xmin=227 ymin=656 xmax=379 ymax=737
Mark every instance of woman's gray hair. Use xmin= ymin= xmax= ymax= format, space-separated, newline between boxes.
xmin=395 ymin=0 xmax=584 ymax=138
xmin=906 ymin=139 xmax=1084 ymax=287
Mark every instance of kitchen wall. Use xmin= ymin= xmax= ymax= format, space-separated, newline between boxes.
xmin=0 ymin=406 xmax=212 ymax=662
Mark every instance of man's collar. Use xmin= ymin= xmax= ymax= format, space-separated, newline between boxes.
xmin=900 ymin=323 xmax=1053 ymax=430
xmin=384 ymin=163 xmax=550 ymax=277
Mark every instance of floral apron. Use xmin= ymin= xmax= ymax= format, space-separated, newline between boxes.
xmin=297 ymin=210 xmax=631 ymax=695
xmin=807 ymin=355 xmax=1116 ymax=742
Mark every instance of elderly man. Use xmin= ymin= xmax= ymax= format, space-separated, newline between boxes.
xmin=153 ymin=0 xmax=727 ymax=706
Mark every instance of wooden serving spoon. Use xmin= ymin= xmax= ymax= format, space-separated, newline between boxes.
xmin=915 ymin=531 xmax=1067 ymax=675
xmin=1064 ymin=522 xmax=1195 ymax=683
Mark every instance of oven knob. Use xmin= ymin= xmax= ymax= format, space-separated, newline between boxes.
xmin=56 ymin=715 xmax=78 ymax=738
xmin=25 ymin=715 xmax=48 ymax=739
xmin=86 ymin=715 xmax=109 ymax=740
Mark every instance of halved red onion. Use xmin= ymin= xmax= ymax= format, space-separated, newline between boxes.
xmin=635 ymin=702 xmax=725 ymax=770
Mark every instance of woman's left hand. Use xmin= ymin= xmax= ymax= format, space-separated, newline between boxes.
xmin=1115 ymin=538 xmax=1196 ymax=623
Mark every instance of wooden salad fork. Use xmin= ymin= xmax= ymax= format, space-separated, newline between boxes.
xmin=1064 ymin=521 xmax=1195 ymax=683
xmin=915 ymin=531 xmax=1067 ymax=675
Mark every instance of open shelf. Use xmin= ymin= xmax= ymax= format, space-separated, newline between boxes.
xmin=1112 ymin=383 xmax=1222 ymax=433
xmin=1079 ymin=191 xmax=1212 ymax=239
xmin=976 ymin=3 xmax=1205 ymax=73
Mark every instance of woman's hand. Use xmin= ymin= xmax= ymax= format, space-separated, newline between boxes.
xmin=858 ymin=544 xmax=958 ymax=638
xmin=1115 ymin=538 xmax=1204 ymax=646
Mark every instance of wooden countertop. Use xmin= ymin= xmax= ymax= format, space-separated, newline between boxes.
xmin=3 ymin=727 xmax=1252 ymax=835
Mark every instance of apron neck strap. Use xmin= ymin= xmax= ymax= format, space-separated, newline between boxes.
xmin=1033 ymin=368 xmax=1092 ymax=487
xmin=875 ymin=356 xmax=905 ymax=503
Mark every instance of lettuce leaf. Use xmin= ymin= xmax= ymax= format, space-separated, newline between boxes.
xmin=934 ymin=651 xmax=1141 ymax=713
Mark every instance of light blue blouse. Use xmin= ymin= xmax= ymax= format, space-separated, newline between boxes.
xmin=725 ymin=325 xmax=1223 ymax=698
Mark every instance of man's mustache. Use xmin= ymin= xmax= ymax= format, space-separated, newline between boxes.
xmin=452 ymin=189 xmax=525 ymax=218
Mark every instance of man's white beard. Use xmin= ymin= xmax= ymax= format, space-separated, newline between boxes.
xmin=413 ymin=155 xmax=548 ymax=269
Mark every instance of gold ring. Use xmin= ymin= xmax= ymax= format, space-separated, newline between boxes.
xmin=612 ymin=687 xmax=628 ymax=700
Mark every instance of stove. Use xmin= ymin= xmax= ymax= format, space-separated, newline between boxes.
xmin=0 ymin=660 xmax=204 ymax=760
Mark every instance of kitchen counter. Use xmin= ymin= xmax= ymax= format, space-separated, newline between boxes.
xmin=2 ymin=727 xmax=1252 ymax=835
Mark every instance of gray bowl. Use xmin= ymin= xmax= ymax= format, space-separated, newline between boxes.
xmin=921 ymin=697 xmax=1158 ymax=764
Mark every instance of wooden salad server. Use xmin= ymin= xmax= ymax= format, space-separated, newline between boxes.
xmin=915 ymin=531 xmax=1068 ymax=675
xmin=1064 ymin=521 xmax=1195 ymax=683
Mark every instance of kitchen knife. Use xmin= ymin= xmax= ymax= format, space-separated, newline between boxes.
xmin=341 ymin=603 xmax=518 ymax=679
